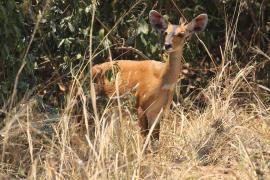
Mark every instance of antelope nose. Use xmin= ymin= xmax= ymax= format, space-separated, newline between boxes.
xmin=164 ymin=44 xmax=172 ymax=50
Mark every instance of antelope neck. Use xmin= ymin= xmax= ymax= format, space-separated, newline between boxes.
xmin=161 ymin=44 xmax=183 ymax=87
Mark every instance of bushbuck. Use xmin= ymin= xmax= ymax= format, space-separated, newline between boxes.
xmin=92 ymin=10 xmax=208 ymax=143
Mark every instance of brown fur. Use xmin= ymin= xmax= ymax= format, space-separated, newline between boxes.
xmin=91 ymin=11 xmax=208 ymax=142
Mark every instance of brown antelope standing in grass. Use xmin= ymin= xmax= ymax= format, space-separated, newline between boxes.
xmin=92 ymin=10 xmax=208 ymax=143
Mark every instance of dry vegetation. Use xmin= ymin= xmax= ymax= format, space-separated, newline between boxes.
xmin=0 ymin=1 xmax=270 ymax=179
xmin=1 ymin=63 xmax=270 ymax=179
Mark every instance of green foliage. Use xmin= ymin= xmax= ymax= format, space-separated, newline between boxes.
xmin=0 ymin=0 xmax=269 ymax=107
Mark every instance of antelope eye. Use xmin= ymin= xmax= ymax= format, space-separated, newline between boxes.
xmin=177 ymin=33 xmax=184 ymax=37
xmin=164 ymin=32 xmax=168 ymax=36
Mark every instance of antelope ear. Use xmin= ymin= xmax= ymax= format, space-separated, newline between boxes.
xmin=186 ymin=14 xmax=208 ymax=33
xmin=149 ymin=10 xmax=168 ymax=32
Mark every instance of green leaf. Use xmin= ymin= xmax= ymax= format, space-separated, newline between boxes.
xmin=140 ymin=34 xmax=147 ymax=46
xmin=58 ymin=39 xmax=65 ymax=48
xmin=150 ymin=44 xmax=158 ymax=53
xmin=76 ymin=53 xmax=82 ymax=60
xmin=137 ymin=19 xmax=149 ymax=34
xmin=98 ymin=28 xmax=105 ymax=39
xmin=68 ymin=22 xmax=75 ymax=32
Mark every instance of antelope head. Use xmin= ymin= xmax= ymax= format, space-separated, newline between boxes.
xmin=149 ymin=10 xmax=208 ymax=52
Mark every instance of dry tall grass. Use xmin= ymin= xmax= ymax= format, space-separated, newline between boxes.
xmin=1 ymin=61 xmax=270 ymax=179
xmin=0 ymin=1 xmax=270 ymax=179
